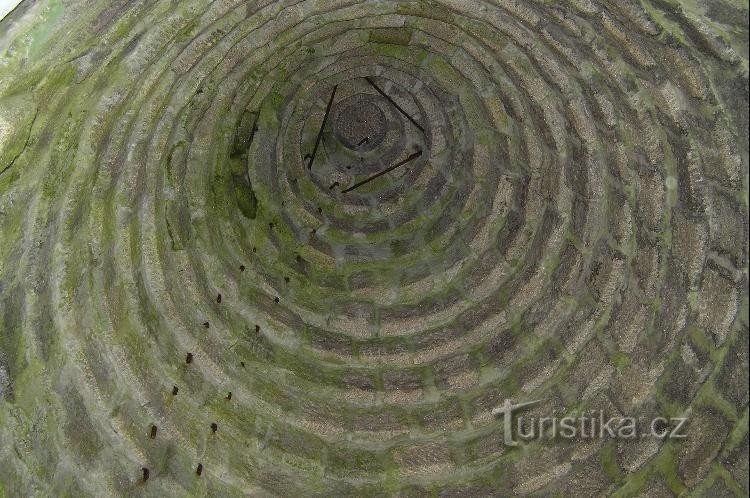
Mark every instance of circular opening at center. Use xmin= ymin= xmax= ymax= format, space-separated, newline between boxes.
xmin=333 ymin=100 xmax=387 ymax=151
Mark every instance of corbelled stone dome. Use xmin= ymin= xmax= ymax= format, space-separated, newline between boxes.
xmin=0 ymin=0 xmax=747 ymax=496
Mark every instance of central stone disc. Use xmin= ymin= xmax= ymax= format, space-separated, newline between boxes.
xmin=333 ymin=99 xmax=387 ymax=151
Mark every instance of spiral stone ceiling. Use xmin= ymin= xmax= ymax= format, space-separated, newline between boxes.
xmin=0 ymin=0 xmax=748 ymax=496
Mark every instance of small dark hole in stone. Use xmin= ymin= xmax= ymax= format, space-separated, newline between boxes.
xmin=203 ymin=322 xmax=210 ymax=329
xmin=150 ymin=425 xmax=157 ymax=439
xmin=196 ymin=463 xmax=203 ymax=476
xmin=240 ymin=265 xmax=245 ymax=272
xmin=172 ymin=386 xmax=179 ymax=395
xmin=142 ymin=467 xmax=149 ymax=482
xmin=217 ymin=293 xmax=222 ymax=304
xmin=186 ymin=353 xmax=193 ymax=364
xmin=210 ymin=422 xmax=218 ymax=433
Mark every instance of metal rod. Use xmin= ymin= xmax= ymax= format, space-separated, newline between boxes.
xmin=365 ymin=76 xmax=424 ymax=133
xmin=307 ymin=85 xmax=338 ymax=170
xmin=342 ymin=149 xmax=422 ymax=193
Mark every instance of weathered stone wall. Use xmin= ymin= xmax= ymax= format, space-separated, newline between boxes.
xmin=0 ymin=0 xmax=747 ymax=496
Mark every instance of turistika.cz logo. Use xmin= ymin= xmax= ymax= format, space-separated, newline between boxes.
xmin=492 ymin=399 xmax=688 ymax=446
